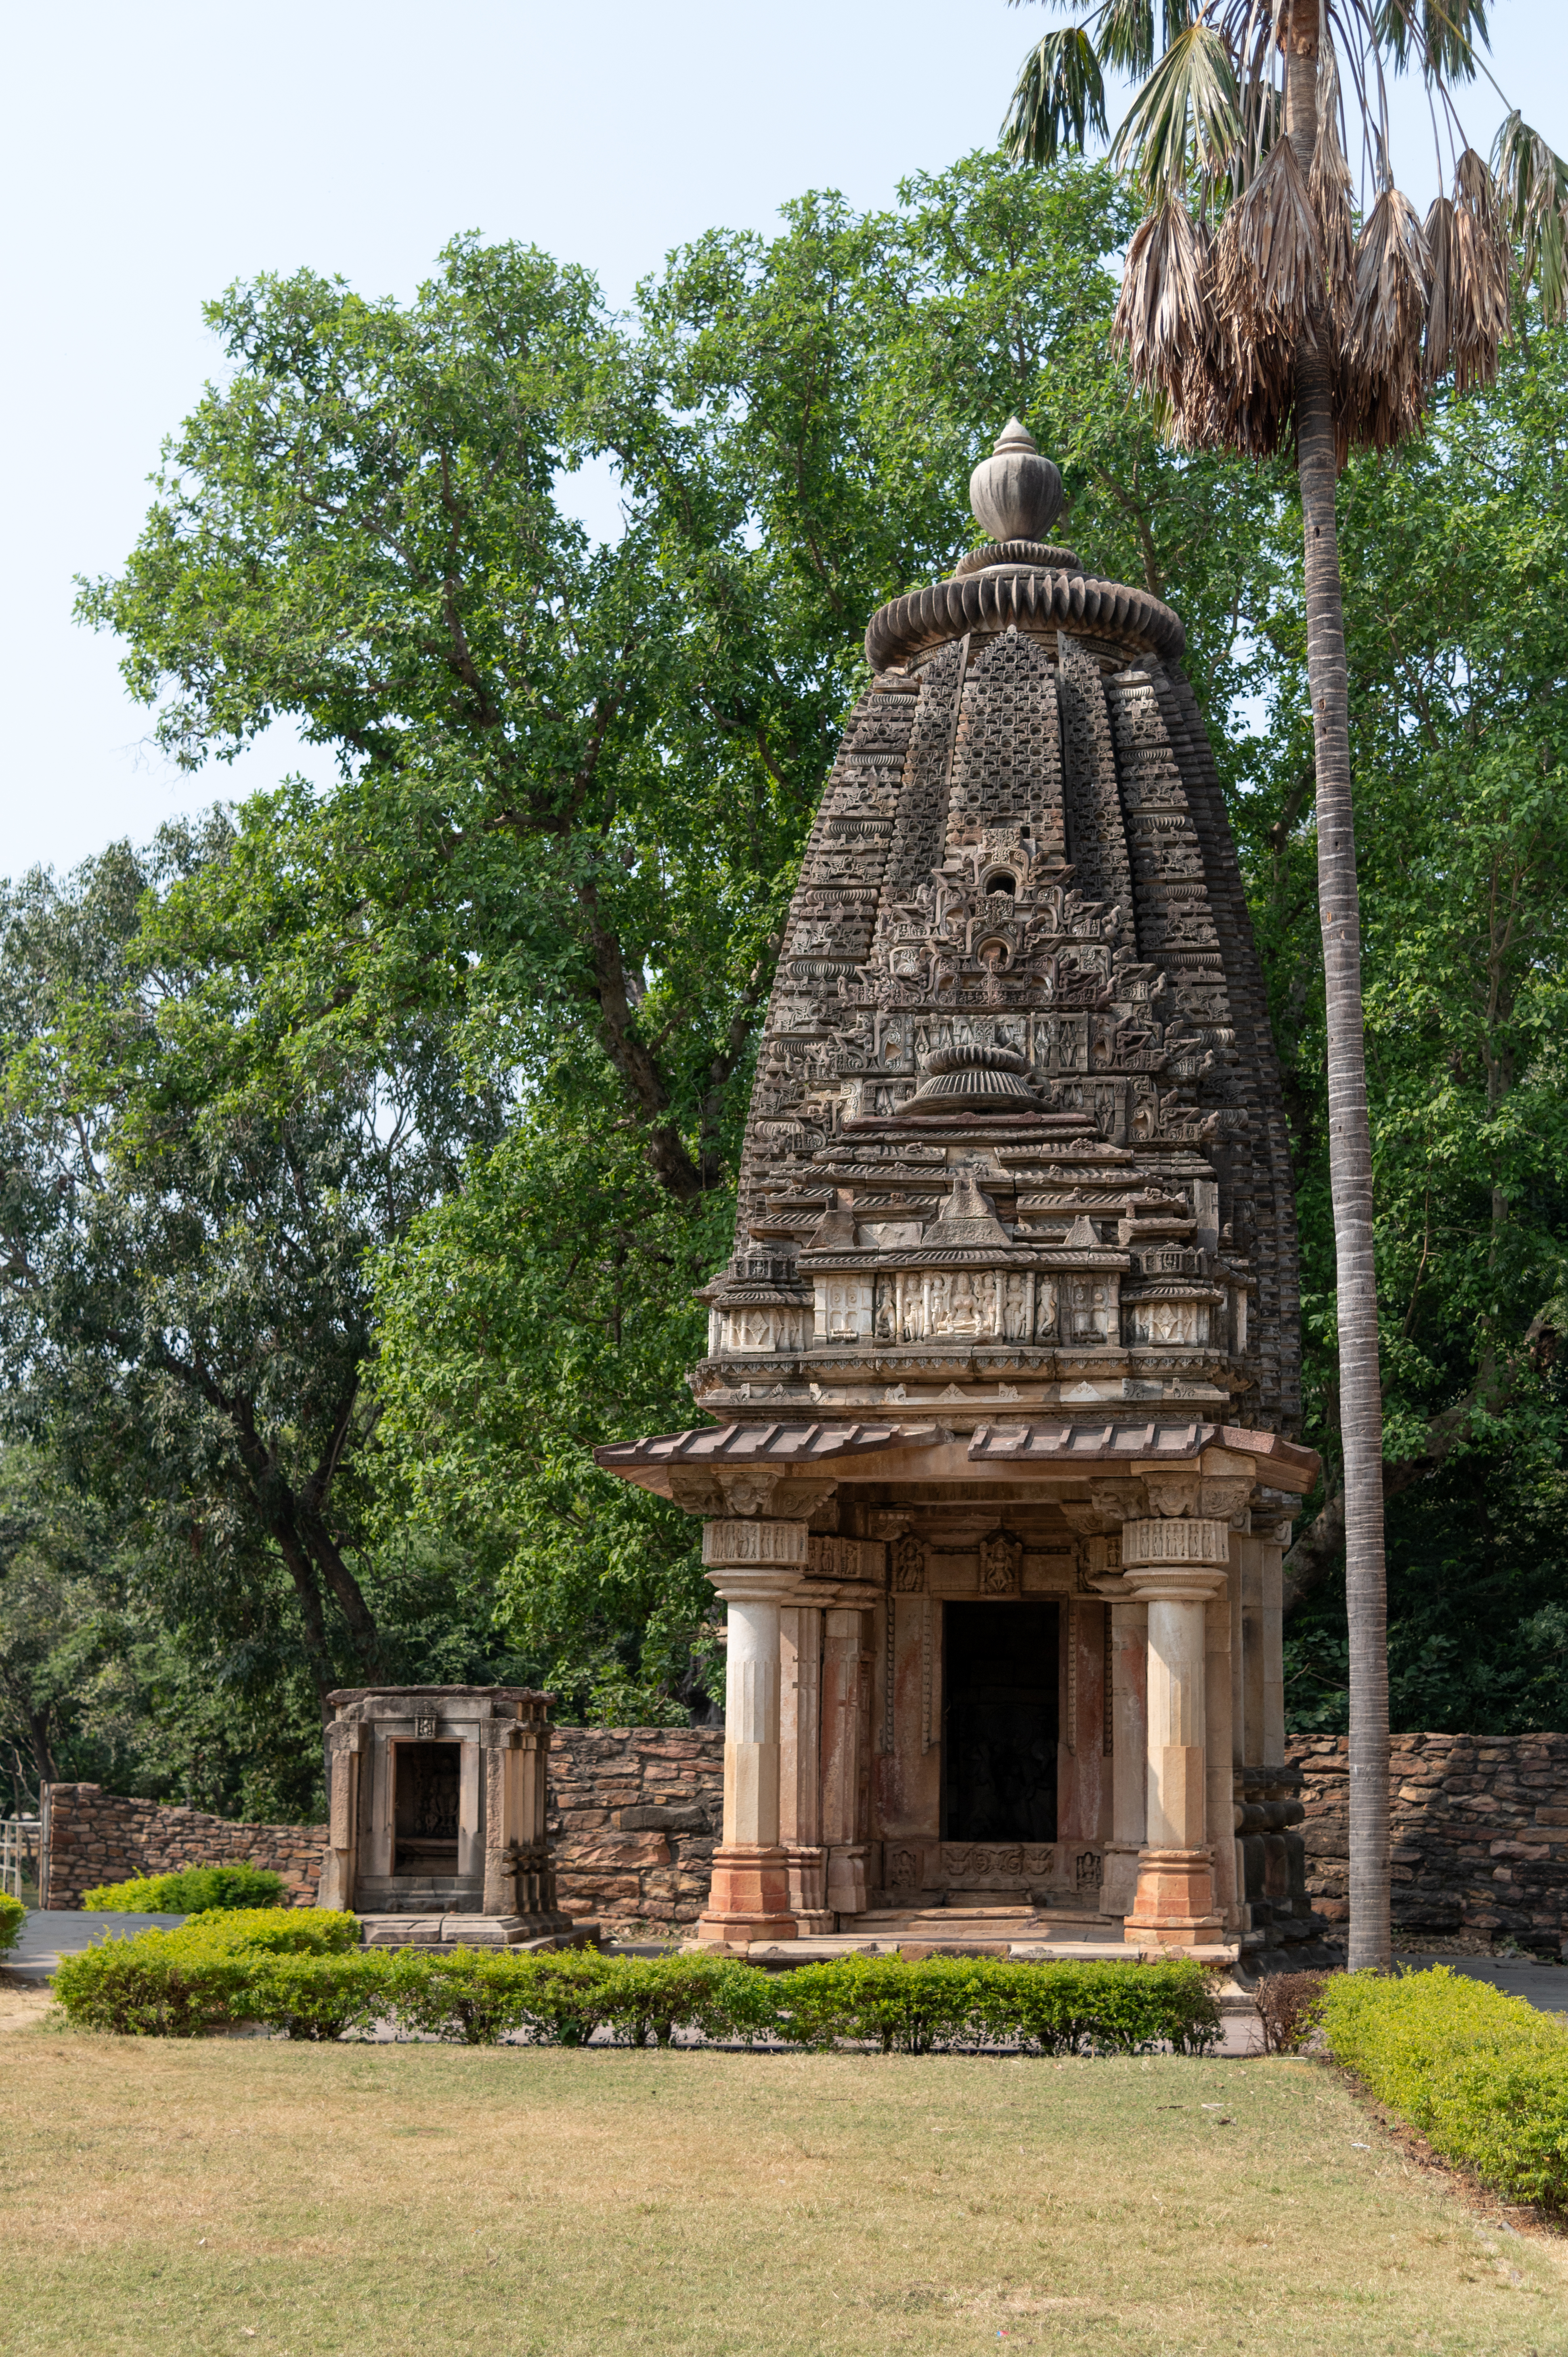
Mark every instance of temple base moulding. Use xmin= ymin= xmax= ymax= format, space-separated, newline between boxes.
xmin=695 ymin=1842 xmax=797 ymax=1944
xmin=1123 ymin=1847 xmax=1223 ymax=1946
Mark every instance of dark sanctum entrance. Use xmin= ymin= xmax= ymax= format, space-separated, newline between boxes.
xmin=393 ymin=1740 xmax=461 ymax=1876
xmin=941 ymin=1602 xmax=1059 ymax=1843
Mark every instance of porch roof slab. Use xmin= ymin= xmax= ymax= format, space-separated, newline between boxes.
xmin=595 ymin=1416 xmax=1318 ymax=1497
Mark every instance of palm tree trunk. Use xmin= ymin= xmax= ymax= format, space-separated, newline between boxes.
xmin=1286 ymin=30 xmax=1390 ymax=1972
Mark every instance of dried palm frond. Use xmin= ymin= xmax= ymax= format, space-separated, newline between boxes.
xmin=1113 ymin=199 xmax=1214 ymax=409
xmin=1423 ymin=193 xmax=1455 ymax=384
xmin=1213 ymin=134 xmax=1323 ymax=346
xmin=1310 ymin=36 xmax=1356 ymax=336
xmin=1493 ymin=111 xmax=1568 ymax=327
xmin=1447 ymin=149 xmax=1509 ymax=392
xmin=1341 ymin=187 xmax=1432 ymax=451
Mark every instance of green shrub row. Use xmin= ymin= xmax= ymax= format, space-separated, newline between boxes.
xmin=52 ymin=1914 xmax=1221 ymax=2053
xmin=1319 ymin=1966 xmax=1568 ymax=2211
xmin=0 ymin=1892 xmax=24 ymax=1953
xmin=82 ymin=1863 xmax=285 ymax=1912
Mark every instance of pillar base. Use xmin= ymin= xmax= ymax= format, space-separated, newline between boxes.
xmin=785 ymin=1843 xmax=829 ymax=1929
xmin=826 ymin=1841 xmax=868 ymax=1918
xmin=1099 ymin=1841 xmax=1142 ymax=1919
xmin=1124 ymin=1847 xmax=1224 ymax=1945
xmin=695 ymin=1844 xmax=797 ymax=1944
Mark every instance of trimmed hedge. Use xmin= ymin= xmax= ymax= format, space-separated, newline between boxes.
xmin=53 ymin=1908 xmax=365 ymax=2036
xmin=50 ymin=1923 xmax=1221 ymax=2054
xmin=1319 ymin=1966 xmax=1568 ymax=2211
xmin=0 ymin=1892 xmax=25 ymax=1953
xmin=82 ymin=1863 xmax=285 ymax=1913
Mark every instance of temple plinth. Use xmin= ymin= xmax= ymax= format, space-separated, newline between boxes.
xmin=597 ymin=423 xmax=1319 ymax=1963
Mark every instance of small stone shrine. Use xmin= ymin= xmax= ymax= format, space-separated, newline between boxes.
xmin=319 ymin=1685 xmax=578 ymax=1947
xmin=597 ymin=424 xmax=1320 ymax=1961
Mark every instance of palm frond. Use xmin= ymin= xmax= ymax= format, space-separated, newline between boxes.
xmin=1422 ymin=193 xmax=1455 ymax=382
xmin=1097 ymin=0 xmax=1155 ymax=76
xmin=1112 ymin=199 xmax=1215 ymax=407
xmin=1493 ymin=111 xmax=1568 ymax=325
xmin=1370 ymin=0 xmax=1490 ymax=85
xmin=1111 ymin=22 xmax=1242 ymax=205
xmin=1340 ymin=187 xmax=1431 ymax=450
xmin=1444 ymin=148 xmax=1509 ymax=391
xmin=1214 ymin=134 xmax=1322 ymax=343
xmin=1002 ymin=26 xmax=1110 ymax=165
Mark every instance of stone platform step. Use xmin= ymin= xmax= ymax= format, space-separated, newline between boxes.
xmin=689 ymin=1930 xmax=1240 ymax=1967
xmin=357 ymin=1913 xmax=597 ymax=1952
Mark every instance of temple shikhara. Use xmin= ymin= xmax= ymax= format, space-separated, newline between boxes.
xmin=598 ymin=424 xmax=1320 ymax=1963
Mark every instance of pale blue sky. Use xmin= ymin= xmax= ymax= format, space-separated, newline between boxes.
xmin=4 ymin=0 xmax=1562 ymax=879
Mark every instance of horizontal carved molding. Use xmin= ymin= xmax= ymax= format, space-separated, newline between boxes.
xmin=1121 ymin=1516 xmax=1230 ymax=1567
xmin=702 ymin=1518 xmax=811 ymax=1568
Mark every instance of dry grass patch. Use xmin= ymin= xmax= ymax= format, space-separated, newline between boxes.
xmin=3 ymin=2028 xmax=1567 ymax=2355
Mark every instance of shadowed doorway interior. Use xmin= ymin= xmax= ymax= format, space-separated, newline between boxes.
xmin=941 ymin=1602 xmax=1059 ymax=1843
xmin=392 ymin=1740 xmax=461 ymax=1876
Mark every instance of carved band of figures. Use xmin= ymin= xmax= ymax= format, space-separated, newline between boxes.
xmin=702 ymin=1519 xmax=812 ymax=1568
xmin=1119 ymin=1516 xmax=1230 ymax=1567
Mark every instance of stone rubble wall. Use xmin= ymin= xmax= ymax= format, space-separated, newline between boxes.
xmin=41 ymin=1728 xmax=725 ymax=1926
xmin=548 ymin=1726 xmax=724 ymax=1929
xmin=41 ymin=1784 xmax=328 ymax=1909
xmin=1291 ymin=1732 xmax=1568 ymax=1944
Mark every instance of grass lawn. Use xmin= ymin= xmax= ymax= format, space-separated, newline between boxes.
xmin=4 ymin=2024 xmax=1567 ymax=2356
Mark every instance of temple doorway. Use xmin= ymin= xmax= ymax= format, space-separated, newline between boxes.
xmin=941 ymin=1602 xmax=1059 ymax=1843
xmin=392 ymin=1740 xmax=460 ymax=1877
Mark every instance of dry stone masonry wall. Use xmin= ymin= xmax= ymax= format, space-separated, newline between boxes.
xmin=1291 ymin=1732 xmax=1568 ymax=1948
xmin=547 ymin=1726 xmax=725 ymax=1930
xmin=41 ymin=1785 xmax=328 ymax=1909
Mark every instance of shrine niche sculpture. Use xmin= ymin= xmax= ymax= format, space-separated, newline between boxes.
xmin=597 ymin=424 xmax=1319 ymax=1963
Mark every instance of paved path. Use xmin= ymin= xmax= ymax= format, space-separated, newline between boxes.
xmin=3 ymin=1909 xmax=186 ymax=1987
xmin=1396 ymin=1952 xmax=1568 ymax=2009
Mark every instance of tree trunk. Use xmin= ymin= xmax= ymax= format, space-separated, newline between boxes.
xmin=1287 ymin=31 xmax=1390 ymax=1971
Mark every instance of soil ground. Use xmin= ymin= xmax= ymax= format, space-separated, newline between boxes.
xmin=4 ymin=2023 xmax=1568 ymax=2356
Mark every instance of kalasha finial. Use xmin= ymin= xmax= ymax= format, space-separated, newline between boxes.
xmin=968 ymin=417 xmax=1063 ymax=544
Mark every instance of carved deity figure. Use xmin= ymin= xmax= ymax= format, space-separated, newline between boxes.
xmin=1002 ymin=1274 xmax=1031 ymax=1341
xmin=978 ymin=1529 xmax=1022 ymax=1595
xmin=891 ymin=1533 xmax=925 ymax=1593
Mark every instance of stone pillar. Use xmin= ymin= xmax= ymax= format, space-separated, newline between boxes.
xmin=481 ymin=1706 xmax=563 ymax=1923
xmin=1122 ymin=1516 xmax=1229 ymax=1944
xmin=696 ymin=1518 xmax=804 ymax=1944
xmin=1205 ymin=1581 xmax=1241 ymax=1931
xmin=822 ymin=1607 xmax=869 ymax=1920
xmin=459 ymin=1742 xmax=483 ymax=1885
xmin=1261 ymin=1526 xmax=1286 ymax=1764
xmin=1240 ymin=1529 xmax=1265 ymax=1766
xmin=780 ymin=1604 xmax=831 ymax=1933
xmin=1094 ymin=1590 xmax=1147 ymax=1918
xmin=319 ymin=1722 xmax=367 ymax=1912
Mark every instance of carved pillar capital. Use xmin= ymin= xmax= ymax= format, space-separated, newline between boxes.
xmin=1119 ymin=1516 xmax=1230 ymax=1603
xmin=702 ymin=1516 xmax=810 ymax=1602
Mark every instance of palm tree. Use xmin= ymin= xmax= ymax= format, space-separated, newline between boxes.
xmin=1002 ymin=0 xmax=1567 ymax=1970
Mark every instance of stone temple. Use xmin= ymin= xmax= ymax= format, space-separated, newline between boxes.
xmin=598 ymin=423 xmax=1319 ymax=1963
